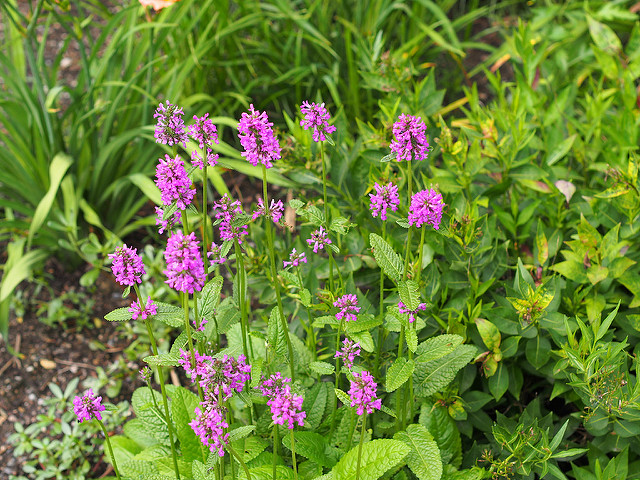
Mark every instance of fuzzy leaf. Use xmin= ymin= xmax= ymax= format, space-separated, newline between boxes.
xmin=282 ymin=431 xmax=336 ymax=468
xmin=198 ymin=276 xmax=224 ymax=319
xmin=414 ymin=345 xmax=476 ymax=397
xmin=331 ymin=439 xmax=410 ymax=480
xmin=105 ymin=307 xmax=133 ymax=322
xmin=171 ymin=386 xmax=201 ymax=462
xmin=394 ymin=424 xmax=442 ymax=480
xmin=419 ymin=402 xmax=462 ymax=467
xmin=303 ymin=382 xmax=329 ymax=431
xmin=153 ymin=301 xmax=183 ymax=328
xmin=228 ymin=425 xmax=256 ymax=442
xmin=143 ymin=353 xmax=181 ymax=367
xmin=131 ymin=388 xmax=170 ymax=445
xmin=268 ymin=307 xmax=290 ymax=361
xmin=386 ymin=358 xmax=415 ymax=392
xmin=310 ymin=361 xmax=336 ymax=375
xmin=370 ymin=233 xmax=403 ymax=283
xmin=399 ymin=280 xmax=421 ymax=311
xmin=415 ymin=335 xmax=464 ymax=363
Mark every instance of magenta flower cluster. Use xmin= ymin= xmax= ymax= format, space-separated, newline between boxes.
xmin=129 ymin=297 xmax=157 ymax=321
xmin=408 ymin=188 xmax=444 ymax=230
xmin=154 ymin=206 xmax=181 ymax=235
xmin=108 ymin=244 xmax=145 ymax=286
xmin=155 ymin=154 xmax=195 ymax=211
xmin=398 ymin=301 xmax=427 ymax=323
xmin=192 ymin=317 xmax=208 ymax=332
xmin=348 ymin=370 xmax=382 ymax=416
xmin=237 ymin=104 xmax=281 ymax=169
xmin=369 ymin=182 xmax=400 ymax=221
xmin=73 ymin=389 xmax=105 ymax=423
xmin=163 ymin=230 xmax=206 ymax=293
xmin=334 ymin=294 xmax=360 ymax=322
xmin=153 ymin=101 xmax=188 ymax=147
xmin=307 ymin=226 xmax=332 ymax=253
xmin=334 ymin=337 xmax=361 ymax=370
xmin=259 ymin=374 xmax=305 ymax=429
xmin=390 ymin=113 xmax=429 ymax=162
xmin=190 ymin=402 xmax=229 ymax=457
xmin=299 ymin=101 xmax=336 ymax=142
xmin=283 ymin=248 xmax=307 ymax=269
xmin=212 ymin=194 xmax=248 ymax=243
xmin=207 ymin=241 xmax=227 ymax=265
xmin=188 ymin=113 xmax=219 ymax=169
xmin=252 ymin=197 xmax=284 ymax=224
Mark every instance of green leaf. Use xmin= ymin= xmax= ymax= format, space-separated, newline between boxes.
xmin=419 ymin=402 xmax=462 ymax=467
xmin=414 ymin=345 xmax=476 ymax=397
xmin=370 ymin=233 xmax=403 ymax=283
xmin=143 ymin=353 xmax=181 ymax=367
xmin=310 ymin=361 xmax=335 ymax=375
xmin=406 ymin=328 xmax=418 ymax=354
xmin=268 ymin=307 xmax=290 ymax=361
xmin=131 ymin=388 xmax=170 ymax=445
xmin=0 ymin=248 xmax=48 ymax=303
xmin=154 ymin=301 xmax=183 ymax=328
xmin=28 ymin=153 xmax=73 ymax=249
xmin=545 ymin=134 xmax=576 ymax=166
xmin=596 ymin=302 xmax=620 ymax=341
xmin=549 ymin=419 xmax=570 ymax=451
xmin=399 ymin=280 xmax=421 ymax=311
xmin=525 ymin=336 xmax=550 ymax=369
xmin=331 ymin=439 xmax=410 ymax=480
xmin=587 ymin=15 xmax=623 ymax=54
xmin=475 ymin=318 xmax=501 ymax=351
xmin=303 ymin=382 xmax=329 ymax=431
xmin=415 ymin=335 xmax=464 ymax=363
xmin=198 ymin=276 xmax=224 ymax=319
xmin=129 ymin=172 xmax=162 ymax=205
xmin=386 ymin=358 xmax=415 ymax=392
xmin=488 ymin=363 xmax=509 ymax=401
xmin=536 ymin=223 xmax=548 ymax=265
xmin=394 ymin=424 xmax=442 ymax=480
xmin=171 ymin=386 xmax=201 ymax=462
xmin=227 ymin=425 xmax=256 ymax=442
xmin=282 ymin=431 xmax=336 ymax=468
xmin=104 ymin=307 xmax=133 ymax=322
xmin=350 ymin=330 xmax=375 ymax=352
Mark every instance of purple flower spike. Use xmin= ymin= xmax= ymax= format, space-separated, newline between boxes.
xmin=334 ymin=294 xmax=360 ymax=322
xmin=390 ymin=114 xmax=429 ymax=162
xmin=193 ymin=317 xmax=208 ymax=332
xmin=369 ymin=182 xmax=400 ymax=221
xmin=334 ymin=337 xmax=361 ymax=370
xmin=108 ymin=244 xmax=145 ymax=286
xmin=307 ymin=226 xmax=332 ymax=253
xmin=237 ymin=104 xmax=281 ymax=169
xmin=213 ymin=195 xmax=248 ymax=244
xmin=129 ymin=297 xmax=157 ymax=321
xmin=408 ymin=188 xmax=444 ymax=230
xmin=153 ymin=101 xmax=188 ymax=147
xmin=188 ymin=113 xmax=219 ymax=169
xmin=283 ymin=248 xmax=307 ymax=269
xmin=73 ymin=389 xmax=106 ymax=423
xmin=252 ymin=198 xmax=284 ymax=224
xmin=190 ymin=402 xmax=229 ymax=457
xmin=348 ymin=370 xmax=382 ymax=416
xmin=163 ymin=230 xmax=206 ymax=294
xmin=267 ymin=384 xmax=306 ymax=429
xmin=155 ymin=154 xmax=195 ymax=211
xmin=207 ymin=242 xmax=227 ymax=265
xmin=259 ymin=372 xmax=291 ymax=398
xmin=299 ymin=101 xmax=337 ymax=142
xmin=398 ymin=301 xmax=428 ymax=323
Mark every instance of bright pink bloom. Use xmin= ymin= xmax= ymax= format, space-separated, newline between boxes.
xmin=155 ymin=154 xmax=195 ymax=210
xmin=190 ymin=401 xmax=229 ymax=457
xmin=163 ymin=230 xmax=206 ymax=293
xmin=390 ymin=114 xmax=429 ymax=162
xmin=408 ymin=188 xmax=444 ymax=230
xmin=267 ymin=385 xmax=306 ymax=429
xmin=129 ymin=297 xmax=157 ymax=320
xmin=369 ymin=182 xmax=400 ymax=221
xmin=283 ymin=248 xmax=307 ymax=269
xmin=334 ymin=337 xmax=361 ymax=370
xmin=252 ymin=197 xmax=284 ymax=224
xmin=189 ymin=113 xmax=219 ymax=169
xmin=237 ymin=104 xmax=281 ymax=168
xmin=307 ymin=226 xmax=331 ymax=253
xmin=348 ymin=371 xmax=382 ymax=415
xmin=153 ymin=101 xmax=187 ymax=147
xmin=334 ymin=294 xmax=360 ymax=322
xmin=299 ymin=101 xmax=336 ymax=142
xmin=108 ymin=244 xmax=145 ymax=286
xmin=398 ymin=301 xmax=427 ymax=323
xmin=73 ymin=389 xmax=105 ymax=423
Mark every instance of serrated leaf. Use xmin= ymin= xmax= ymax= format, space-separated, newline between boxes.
xmin=370 ymin=233 xmax=403 ymax=283
xmin=415 ymin=335 xmax=464 ymax=363
xmin=345 ymin=314 xmax=382 ymax=333
xmin=300 ymin=288 xmax=312 ymax=307
xmin=335 ymin=388 xmax=351 ymax=406
xmin=169 ymin=332 xmax=189 ymax=356
xmin=394 ymin=424 xmax=442 ymax=480
xmin=419 ymin=402 xmax=461 ymax=468
xmin=132 ymin=388 xmax=171 ymax=445
xmin=198 ymin=276 xmax=224 ymax=319
xmin=414 ymin=345 xmax=476 ymax=397
xmin=143 ymin=353 xmax=181 ymax=367
xmin=237 ymin=466 xmax=294 ymax=480
xmin=331 ymin=439 xmax=410 ymax=480
xmin=386 ymin=358 xmax=415 ymax=392
xmin=192 ymin=460 xmax=214 ymax=480
xmin=123 ymin=419 xmax=158 ymax=449
xmin=310 ymin=361 xmax=335 ymax=375
xmin=303 ymin=382 xmax=329 ymax=431
xmin=105 ymin=307 xmax=133 ymax=322
xmin=350 ymin=330 xmax=374 ymax=352
xmin=171 ymin=386 xmax=201 ymax=462
xmin=406 ymin=328 xmax=418 ymax=353
xmin=399 ymin=280 xmax=421 ymax=311
xmin=227 ymin=425 xmax=256 ymax=442
xmin=153 ymin=301 xmax=183 ymax=328
xmin=268 ymin=307 xmax=289 ymax=360
xmin=282 ymin=431 xmax=336 ymax=468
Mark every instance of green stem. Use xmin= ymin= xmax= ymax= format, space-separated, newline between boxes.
xmin=96 ymin=418 xmax=121 ymax=480
xmin=320 ymin=141 xmax=329 ymax=226
xmin=227 ymin=443 xmax=251 ymax=480
xmin=329 ymin=319 xmax=344 ymax=437
xmin=202 ymin=164 xmax=209 ymax=280
xmin=416 ymin=226 xmax=426 ymax=279
xmin=374 ymin=222 xmax=387 ymax=377
xmin=272 ymin=426 xmax=279 ymax=480
xmin=290 ymin=429 xmax=298 ymax=480
xmin=356 ymin=412 xmax=367 ymax=480
xmin=296 ymin=268 xmax=317 ymax=360
xmin=403 ymin=161 xmax=414 ymax=278
xmin=262 ymin=165 xmax=295 ymax=381
xmin=234 ymin=241 xmax=250 ymax=363
xmin=396 ymin=326 xmax=405 ymax=432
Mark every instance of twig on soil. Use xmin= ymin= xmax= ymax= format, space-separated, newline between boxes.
xmin=53 ymin=358 xmax=98 ymax=370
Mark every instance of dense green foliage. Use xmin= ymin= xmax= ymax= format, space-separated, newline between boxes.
xmin=4 ymin=1 xmax=640 ymax=479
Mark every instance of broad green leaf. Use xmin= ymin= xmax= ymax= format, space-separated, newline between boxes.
xmin=154 ymin=301 xmax=183 ymax=328
xmin=171 ymin=386 xmax=201 ymax=462
xmin=386 ymin=358 xmax=415 ymax=392
xmin=105 ymin=307 xmax=133 ymax=322
xmin=414 ymin=345 xmax=476 ymax=397
xmin=236 ymin=466 xmax=294 ymax=480
xmin=192 ymin=460 xmax=215 ymax=480
xmin=415 ymin=335 xmax=464 ymax=363
xmin=587 ymin=15 xmax=623 ymax=54
xmin=350 ymin=330 xmax=375 ymax=352
xmin=282 ymin=431 xmax=336 ymax=468
xmin=129 ymin=172 xmax=162 ymax=205
xmin=406 ymin=328 xmax=418 ymax=354
xmin=310 ymin=361 xmax=335 ymax=375
xmin=596 ymin=302 xmax=620 ymax=341
xmin=399 ymin=279 xmax=421 ymax=311
xmin=394 ymin=424 xmax=442 ymax=480
xmin=0 ymin=248 xmax=48 ymax=303
xmin=419 ymin=402 xmax=462 ymax=467
xmin=132 ymin=387 xmax=171 ymax=445
xmin=488 ymin=363 xmax=509 ymax=401
xmin=331 ymin=439 xmax=410 ymax=480
xmin=545 ymin=134 xmax=576 ymax=166
xmin=475 ymin=318 xmax=501 ymax=351
xmin=536 ymin=223 xmax=548 ymax=265
xmin=268 ymin=307 xmax=290 ymax=360
xmin=28 ymin=153 xmax=73 ymax=248
xmin=144 ymin=353 xmax=181 ymax=367
xmin=370 ymin=233 xmax=403 ymax=283
xmin=303 ymin=382 xmax=329 ymax=431
xmin=198 ymin=276 xmax=224 ymax=319
xmin=525 ymin=336 xmax=550 ymax=369
xmin=227 ymin=425 xmax=256 ymax=442
xmin=123 ymin=419 xmax=158 ymax=449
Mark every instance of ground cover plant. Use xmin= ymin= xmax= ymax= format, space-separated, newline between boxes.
xmin=4 ymin=0 xmax=640 ymax=479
